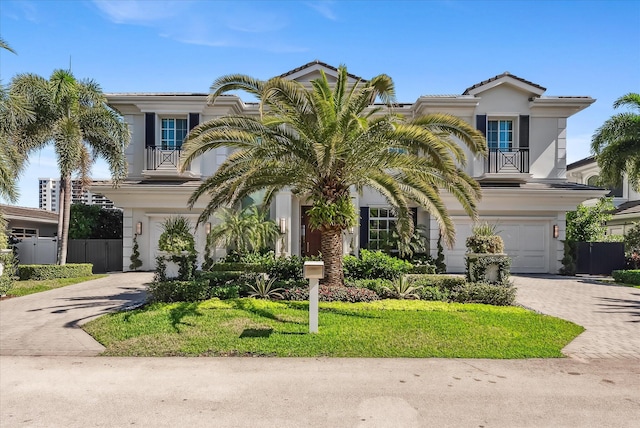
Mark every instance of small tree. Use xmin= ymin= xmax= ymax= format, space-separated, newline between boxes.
xmin=129 ymin=235 xmax=142 ymax=271
xmin=565 ymin=198 xmax=614 ymax=243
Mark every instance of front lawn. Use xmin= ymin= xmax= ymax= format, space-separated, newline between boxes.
xmin=83 ymin=298 xmax=583 ymax=358
xmin=4 ymin=275 xmax=108 ymax=297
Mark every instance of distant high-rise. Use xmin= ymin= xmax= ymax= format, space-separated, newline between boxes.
xmin=38 ymin=178 xmax=116 ymax=212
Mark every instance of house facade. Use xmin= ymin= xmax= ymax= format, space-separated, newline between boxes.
xmin=567 ymin=156 xmax=640 ymax=235
xmin=93 ymin=61 xmax=605 ymax=274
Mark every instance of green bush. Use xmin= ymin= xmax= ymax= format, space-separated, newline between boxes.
xmin=612 ymin=270 xmax=640 ymax=285
xmin=282 ymin=285 xmax=380 ymax=302
xmin=343 ymin=249 xmax=413 ymax=280
xmin=450 ymin=282 xmax=516 ymax=306
xmin=345 ymin=278 xmax=394 ymax=298
xmin=147 ymin=279 xmax=210 ymax=303
xmin=18 ymin=264 xmax=93 ymax=280
xmin=0 ymin=251 xmax=16 ymax=295
xmin=209 ymin=263 xmax=264 ymax=273
xmin=407 ymin=274 xmax=466 ymax=290
xmin=418 ymin=286 xmax=451 ymax=301
xmin=266 ymin=256 xmax=305 ymax=281
xmin=408 ymin=264 xmax=436 ymax=274
xmin=210 ymin=284 xmax=240 ymax=300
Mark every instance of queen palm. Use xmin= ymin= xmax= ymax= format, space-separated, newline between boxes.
xmin=181 ymin=66 xmax=486 ymax=286
xmin=591 ymin=93 xmax=640 ymax=191
xmin=9 ymin=70 xmax=128 ymax=264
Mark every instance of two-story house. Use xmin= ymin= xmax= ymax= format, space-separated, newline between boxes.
xmin=567 ymin=156 xmax=640 ymax=235
xmin=93 ymin=61 xmax=605 ymax=274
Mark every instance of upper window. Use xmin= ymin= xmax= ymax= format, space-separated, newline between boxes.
xmin=161 ymin=118 xmax=188 ymax=150
xmin=487 ymin=119 xmax=513 ymax=150
xmin=587 ymin=175 xmax=623 ymax=197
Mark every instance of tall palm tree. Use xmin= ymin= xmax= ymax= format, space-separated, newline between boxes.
xmin=9 ymin=69 xmax=129 ymax=264
xmin=181 ymin=66 xmax=486 ymax=286
xmin=0 ymin=37 xmax=31 ymax=203
xmin=591 ymin=93 xmax=640 ymax=191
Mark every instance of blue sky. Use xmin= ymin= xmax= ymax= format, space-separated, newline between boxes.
xmin=1 ymin=0 xmax=639 ymax=208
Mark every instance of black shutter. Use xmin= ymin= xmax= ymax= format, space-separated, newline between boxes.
xmin=359 ymin=207 xmax=369 ymax=250
xmin=411 ymin=207 xmax=418 ymax=227
xmin=145 ymin=113 xmax=155 ymax=148
xmin=476 ymin=115 xmax=487 ymax=136
xmin=189 ymin=113 xmax=200 ymax=131
xmin=519 ymin=115 xmax=530 ymax=148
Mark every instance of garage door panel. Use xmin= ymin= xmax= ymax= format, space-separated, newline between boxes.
xmin=445 ymin=220 xmax=549 ymax=274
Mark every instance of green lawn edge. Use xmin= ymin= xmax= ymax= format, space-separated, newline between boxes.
xmin=83 ymin=298 xmax=584 ymax=359
xmin=4 ymin=275 xmax=108 ymax=297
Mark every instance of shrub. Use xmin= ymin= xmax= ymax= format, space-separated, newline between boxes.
xmin=129 ymin=235 xmax=142 ymax=271
xmin=210 ymin=284 xmax=240 ymax=299
xmin=407 ymin=274 xmax=466 ymax=291
xmin=248 ymin=275 xmax=284 ymax=299
xmin=157 ymin=216 xmax=196 ymax=254
xmin=345 ymin=278 xmax=394 ymax=298
xmin=0 ymin=250 xmax=16 ymax=295
xmin=418 ymin=286 xmax=451 ymax=301
xmin=343 ymin=249 xmax=413 ymax=280
xmin=612 ymin=270 xmax=640 ymax=285
xmin=383 ymin=275 xmax=422 ymax=299
xmin=147 ymin=279 xmax=210 ymax=303
xmin=450 ymin=282 xmax=516 ymax=306
xmin=18 ymin=264 xmax=93 ymax=280
xmin=408 ymin=264 xmax=436 ymax=274
xmin=209 ymin=263 xmax=264 ymax=273
xmin=266 ymin=255 xmax=305 ymax=281
xmin=282 ymin=285 xmax=379 ymax=302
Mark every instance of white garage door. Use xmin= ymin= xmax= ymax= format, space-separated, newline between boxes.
xmin=444 ymin=220 xmax=549 ymax=274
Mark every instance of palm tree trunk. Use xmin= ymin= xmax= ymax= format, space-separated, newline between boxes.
xmin=56 ymin=175 xmax=71 ymax=265
xmin=320 ymin=228 xmax=344 ymax=287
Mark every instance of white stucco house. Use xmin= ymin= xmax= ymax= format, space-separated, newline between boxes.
xmin=94 ymin=61 xmax=605 ymax=274
xmin=567 ymin=156 xmax=640 ymax=235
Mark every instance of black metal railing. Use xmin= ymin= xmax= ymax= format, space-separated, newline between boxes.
xmin=485 ymin=148 xmax=529 ymax=174
xmin=146 ymin=147 xmax=181 ymax=170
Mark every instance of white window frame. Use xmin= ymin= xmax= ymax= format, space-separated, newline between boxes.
xmin=368 ymin=207 xmax=398 ymax=251
xmin=160 ymin=117 xmax=188 ymax=150
xmin=486 ymin=115 xmax=518 ymax=150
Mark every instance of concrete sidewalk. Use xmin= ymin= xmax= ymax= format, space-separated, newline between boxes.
xmin=513 ymin=275 xmax=640 ymax=360
xmin=0 ymin=272 xmax=153 ymax=356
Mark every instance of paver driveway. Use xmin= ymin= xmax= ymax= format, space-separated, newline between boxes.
xmin=513 ymin=275 xmax=640 ymax=360
xmin=0 ymin=272 xmax=152 ymax=356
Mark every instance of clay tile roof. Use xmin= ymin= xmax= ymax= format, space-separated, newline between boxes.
xmin=278 ymin=60 xmax=366 ymax=82
xmin=462 ymin=71 xmax=546 ymax=95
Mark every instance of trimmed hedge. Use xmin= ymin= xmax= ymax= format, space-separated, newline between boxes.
xmin=282 ymin=285 xmax=380 ymax=303
xmin=612 ymin=270 xmax=640 ymax=285
xmin=343 ymin=250 xmax=413 ymax=280
xmin=209 ymin=263 xmax=264 ymax=273
xmin=407 ymin=274 xmax=466 ymax=290
xmin=18 ymin=264 xmax=93 ymax=280
xmin=450 ymin=282 xmax=516 ymax=306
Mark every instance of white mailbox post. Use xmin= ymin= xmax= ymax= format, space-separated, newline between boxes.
xmin=303 ymin=261 xmax=324 ymax=333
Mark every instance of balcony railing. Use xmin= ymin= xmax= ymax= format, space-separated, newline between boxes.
xmin=485 ymin=148 xmax=529 ymax=174
xmin=146 ymin=147 xmax=181 ymax=170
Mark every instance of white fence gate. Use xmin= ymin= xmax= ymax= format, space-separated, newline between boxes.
xmin=15 ymin=237 xmax=57 ymax=265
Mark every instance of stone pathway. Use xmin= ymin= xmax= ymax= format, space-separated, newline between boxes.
xmin=513 ymin=275 xmax=640 ymax=360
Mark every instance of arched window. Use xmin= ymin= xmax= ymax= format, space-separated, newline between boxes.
xmin=587 ymin=174 xmax=623 ymax=197
xmin=587 ymin=175 xmax=600 ymax=186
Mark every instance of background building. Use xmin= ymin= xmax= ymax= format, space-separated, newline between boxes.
xmin=38 ymin=178 xmax=115 ymax=212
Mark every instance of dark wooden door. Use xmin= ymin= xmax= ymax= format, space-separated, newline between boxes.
xmin=301 ymin=206 xmax=322 ymax=257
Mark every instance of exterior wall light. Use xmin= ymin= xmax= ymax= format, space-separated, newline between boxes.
xmin=279 ymin=217 xmax=287 ymax=234
xmin=205 ymin=222 xmax=211 ymax=235
xmin=135 ymin=222 xmax=142 ymax=236
xmin=553 ymin=224 xmax=559 ymax=239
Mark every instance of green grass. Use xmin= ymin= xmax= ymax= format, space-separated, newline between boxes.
xmin=83 ymin=298 xmax=583 ymax=359
xmin=5 ymin=275 xmax=108 ymax=297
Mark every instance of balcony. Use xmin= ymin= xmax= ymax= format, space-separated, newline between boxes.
xmin=480 ymin=148 xmax=531 ymax=182
xmin=143 ymin=147 xmax=200 ymax=180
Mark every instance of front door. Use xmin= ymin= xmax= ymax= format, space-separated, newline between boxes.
xmin=301 ymin=206 xmax=322 ymax=257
